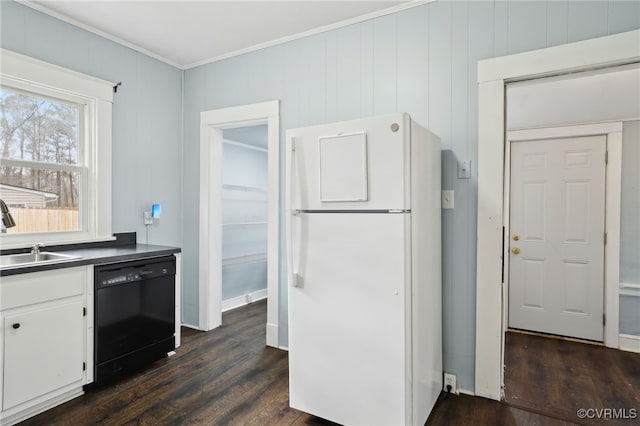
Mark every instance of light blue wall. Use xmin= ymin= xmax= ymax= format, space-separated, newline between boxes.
xmin=183 ymin=1 xmax=640 ymax=391
xmin=0 ymin=1 xmax=183 ymax=248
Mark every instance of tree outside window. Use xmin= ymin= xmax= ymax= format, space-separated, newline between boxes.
xmin=0 ymin=88 xmax=84 ymax=233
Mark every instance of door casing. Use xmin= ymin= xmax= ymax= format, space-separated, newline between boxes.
xmin=199 ymin=100 xmax=280 ymax=348
xmin=475 ymin=29 xmax=639 ymax=401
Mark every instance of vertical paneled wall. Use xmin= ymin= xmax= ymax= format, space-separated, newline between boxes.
xmin=183 ymin=1 xmax=640 ymax=391
xmin=0 ymin=1 xmax=183 ymax=248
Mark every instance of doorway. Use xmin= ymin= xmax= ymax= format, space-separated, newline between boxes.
xmin=501 ymin=122 xmax=622 ymax=411
xmin=475 ymin=30 xmax=638 ymax=400
xmin=199 ymin=101 xmax=280 ymax=348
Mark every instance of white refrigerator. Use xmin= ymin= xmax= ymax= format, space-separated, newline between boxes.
xmin=286 ymin=113 xmax=442 ymax=426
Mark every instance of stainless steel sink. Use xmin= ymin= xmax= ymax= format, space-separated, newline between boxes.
xmin=0 ymin=252 xmax=81 ymax=269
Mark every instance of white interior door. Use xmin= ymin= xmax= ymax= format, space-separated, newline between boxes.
xmin=509 ymin=135 xmax=606 ymax=341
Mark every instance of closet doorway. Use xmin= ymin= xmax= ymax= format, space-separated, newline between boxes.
xmin=221 ymin=126 xmax=269 ymax=312
xmin=199 ymin=101 xmax=280 ymax=348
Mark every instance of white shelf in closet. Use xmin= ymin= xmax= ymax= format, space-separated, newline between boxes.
xmin=222 ymin=184 xmax=268 ymax=193
xmin=223 ymin=221 xmax=268 ymax=228
xmin=222 ymin=253 xmax=268 ymax=267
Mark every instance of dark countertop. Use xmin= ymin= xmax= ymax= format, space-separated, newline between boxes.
xmin=1 ymin=244 xmax=181 ymax=277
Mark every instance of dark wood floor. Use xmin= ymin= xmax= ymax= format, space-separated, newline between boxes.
xmin=428 ymin=331 xmax=640 ymax=426
xmin=20 ymin=300 xmax=331 ymax=425
xmin=20 ymin=304 xmax=639 ymax=425
xmin=503 ymin=331 xmax=640 ymax=426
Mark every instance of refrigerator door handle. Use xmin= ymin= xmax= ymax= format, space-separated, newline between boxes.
xmin=286 ymin=137 xmax=300 ymax=287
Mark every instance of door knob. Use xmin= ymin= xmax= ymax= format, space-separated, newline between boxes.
xmin=511 ymin=247 xmax=520 ymax=254
xmin=512 ymin=234 xmax=520 ymax=241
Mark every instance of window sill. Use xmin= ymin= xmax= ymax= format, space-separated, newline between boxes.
xmin=0 ymin=234 xmax=116 ymax=250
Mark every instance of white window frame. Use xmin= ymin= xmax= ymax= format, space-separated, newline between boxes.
xmin=0 ymin=48 xmax=113 ymax=248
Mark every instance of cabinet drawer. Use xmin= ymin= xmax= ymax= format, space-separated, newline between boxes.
xmin=1 ymin=267 xmax=85 ymax=310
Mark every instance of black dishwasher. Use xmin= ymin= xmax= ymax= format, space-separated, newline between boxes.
xmin=93 ymin=256 xmax=175 ymax=384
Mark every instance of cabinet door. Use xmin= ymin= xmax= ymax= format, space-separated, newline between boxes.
xmin=3 ymin=300 xmax=84 ymax=410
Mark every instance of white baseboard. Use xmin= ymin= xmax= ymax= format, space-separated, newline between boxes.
xmin=619 ymin=334 xmax=640 ymax=353
xmin=266 ymin=322 xmax=279 ymax=348
xmin=458 ymin=388 xmax=475 ymax=396
xmin=221 ymin=288 xmax=268 ymax=313
xmin=278 ymin=345 xmax=289 ymax=351
xmin=181 ymin=322 xmax=203 ymax=331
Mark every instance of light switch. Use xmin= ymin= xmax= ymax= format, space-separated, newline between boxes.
xmin=458 ymin=160 xmax=471 ymax=179
xmin=442 ymin=190 xmax=454 ymax=209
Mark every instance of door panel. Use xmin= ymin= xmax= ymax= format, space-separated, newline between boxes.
xmin=288 ymin=213 xmax=408 ymax=425
xmin=509 ymin=135 xmax=606 ymax=341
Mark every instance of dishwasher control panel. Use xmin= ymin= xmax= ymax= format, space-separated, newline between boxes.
xmin=103 ymin=273 xmax=140 ymax=286
xmin=96 ymin=257 xmax=175 ymax=288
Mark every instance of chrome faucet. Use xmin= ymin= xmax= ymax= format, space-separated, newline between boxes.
xmin=31 ymin=243 xmax=44 ymax=255
xmin=0 ymin=199 xmax=16 ymax=233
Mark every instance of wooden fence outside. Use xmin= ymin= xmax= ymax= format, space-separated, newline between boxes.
xmin=5 ymin=207 xmax=79 ymax=233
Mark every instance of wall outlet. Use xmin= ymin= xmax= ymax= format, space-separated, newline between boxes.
xmin=143 ymin=211 xmax=153 ymax=225
xmin=457 ymin=160 xmax=472 ymax=179
xmin=444 ymin=372 xmax=457 ymax=394
xmin=442 ymin=190 xmax=454 ymax=209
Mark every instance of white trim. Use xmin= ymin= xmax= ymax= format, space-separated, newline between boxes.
xmin=458 ymin=389 xmax=475 ymax=397
xmin=506 ymin=122 xmax=623 ymax=140
xmin=605 ymin=131 xmax=622 ymax=347
xmin=199 ymin=125 xmax=223 ymax=331
xmin=15 ymin=0 xmax=183 ymax=69
xmin=180 ymin=323 xmax=202 ymax=331
xmin=0 ymin=48 xmax=114 ymax=100
xmin=476 ymin=29 xmax=640 ymax=401
xmin=478 ymin=30 xmax=640 ymax=84
xmin=619 ymin=334 xmax=640 ymax=353
xmin=199 ymin=100 xmax=280 ymax=349
xmin=221 ymin=288 xmax=268 ymax=313
xmin=183 ymin=1 xmax=431 ymax=69
xmin=17 ymin=0 xmax=431 ymax=70
xmin=503 ymin=123 xmax=622 ymax=350
xmin=174 ymin=252 xmax=182 ymax=348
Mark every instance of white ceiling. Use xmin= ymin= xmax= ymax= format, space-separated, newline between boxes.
xmin=22 ymin=1 xmax=414 ymax=69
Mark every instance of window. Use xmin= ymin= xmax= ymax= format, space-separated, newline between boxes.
xmin=1 ymin=88 xmax=83 ymax=233
xmin=0 ymin=49 xmax=113 ymax=247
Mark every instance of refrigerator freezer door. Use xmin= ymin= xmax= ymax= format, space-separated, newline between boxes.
xmin=288 ymin=213 xmax=410 ymax=425
xmin=288 ymin=113 xmax=410 ymax=211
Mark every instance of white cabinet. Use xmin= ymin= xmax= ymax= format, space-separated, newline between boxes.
xmin=3 ymin=300 xmax=84 ymax=410
xmin=0 ymin=266 xmax=91 ymax=425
